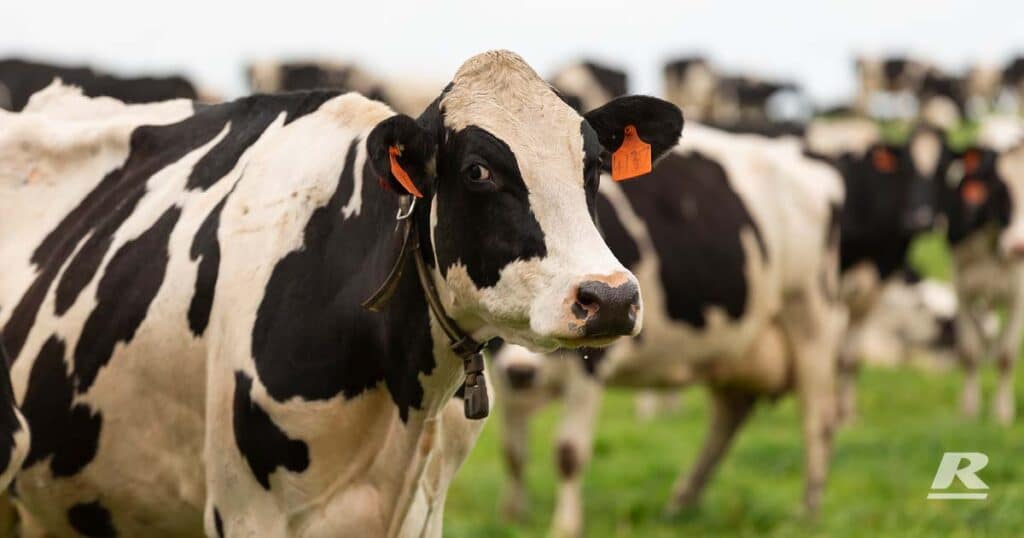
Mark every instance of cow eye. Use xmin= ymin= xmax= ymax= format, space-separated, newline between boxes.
xmin=463 ymin=163 xmax=496 ymax=191
xmin=468 ymin=164 xmax=491 ymax=181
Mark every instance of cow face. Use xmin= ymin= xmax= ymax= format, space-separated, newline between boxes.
xmin=939 ymin=146 xmax=1015 ymax=251
xmin=841 ymin=142 xmax=936 ymax=241
xmin=940 ymin=143 xmax=1024 ymax=258
xmin=367 ymin=51 xmax=683 ymax=351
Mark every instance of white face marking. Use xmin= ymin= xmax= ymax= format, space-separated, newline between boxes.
xmin=910 ymin=129 xmax=943 ymax=178
xmin=433 ymin=51 xmax=638 ymax=350
xmin=997 ymin=144 xmax=1024 ymax=256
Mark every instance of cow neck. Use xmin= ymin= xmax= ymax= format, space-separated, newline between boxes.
xmin=363 ymin=195 xmax=490 ymax=420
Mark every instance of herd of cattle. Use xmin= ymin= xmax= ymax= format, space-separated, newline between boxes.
xmin=0 ymin=51 xmax=1021 ymax=537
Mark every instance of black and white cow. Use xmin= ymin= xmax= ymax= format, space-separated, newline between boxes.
xmin=246 ymin=60 xmax=441 ymax=117
xmin=549 ymin=61 xmax=628 ymax=114
xmin=855 ymin=55 xmax=931 ymax=119
xmin=929 ymin=118 xmax=1024 ymax=424
xmin=662 ymin=56 xmax=717 ymax=122
xmin=491 ymin=123 xmax=847 ymax=536
xmin=0 ymin=59 xmax=201 ymax=112
xmin=490 ymin=111 xmax=948 ymax=534
xmin=0 ymin=50 xmax=683 ymax=536
xmin=805 ymin=118 xmax=942 ymax=421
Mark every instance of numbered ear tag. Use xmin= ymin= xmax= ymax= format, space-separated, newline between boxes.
xmin=611 ymin=125 xmax=652 ymax=181
xmin=389 ymin=146 xmax=423 ymax=198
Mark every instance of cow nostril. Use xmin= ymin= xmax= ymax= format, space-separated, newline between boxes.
xmin=505 ymin=367 xmax=536 ymax=390
xmin=574 ymin=279 xmax=640 ymax=337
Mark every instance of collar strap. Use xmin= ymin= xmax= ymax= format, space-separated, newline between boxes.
xmin=363 ymin=196 xmax=490 ymax=419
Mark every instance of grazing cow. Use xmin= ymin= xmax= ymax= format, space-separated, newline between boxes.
xmin=491 ymin=122 xmax=846 ymax=537
xmin=0 ymin=50 xmax=682 ymax=536
xmin=0 ymin=59 xmax=199 ymax=112
xmin=930 ymin=118 xmax=1024 ymax=424
xmin=246 ymin=60 xmax=440 ymax=117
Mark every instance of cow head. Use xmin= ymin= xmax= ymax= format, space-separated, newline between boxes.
xmin=938 ymin=142 xmax=1024 ymax=257
xmin=366 ymin=51 xmax=683 ymax=351
xmin=840 ymin=140 xmax=936 ymax=241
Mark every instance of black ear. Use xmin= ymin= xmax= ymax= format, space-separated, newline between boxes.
xmin=367 ymin=114 xmax=436 ymax=197
xmin=584 ymin=95 xmax=684 ymax=167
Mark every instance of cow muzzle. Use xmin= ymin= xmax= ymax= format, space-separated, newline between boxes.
xmin=503 ymin=365 xmax=538 ymax=390
xmin=569 ymin=273 xmax=641 ymax=340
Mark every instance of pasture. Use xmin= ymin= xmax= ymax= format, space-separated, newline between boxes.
xmin=445 ymin=236 xmax=1024 ymax=537
xmin=445 ymin=368 xmax=1023 ymax=537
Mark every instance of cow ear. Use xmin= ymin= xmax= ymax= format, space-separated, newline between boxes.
xmin=584 ymin=96 xmax=683 ymax=181
xmin=367 ymin=114 xmax=436 ymax=198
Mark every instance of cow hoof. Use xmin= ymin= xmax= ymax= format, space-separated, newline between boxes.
xmin=499 ymin=494 xmax=528 ymax=523
xmin=994 ymin=396 xmax=1015 ymax=426
xmin=663 ymin=490 xmax=700 ymax=518
xmin=549 ymin=524 xmax=582 ymax=538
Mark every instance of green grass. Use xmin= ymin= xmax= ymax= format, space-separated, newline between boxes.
xmin=444 ymin=368 xmax=1024 ymax=537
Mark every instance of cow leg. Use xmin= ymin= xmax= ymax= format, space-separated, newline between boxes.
xmin=634 ymin=390 xmax=680 ymax=421
xmin=955 ymin=310 xmax=985 ymax=419
xmin=499 ymin=403 xmax=532 ymax=522
xmin=550 ymin=368 xmax=602 ymax=538
xmin=665 ymin=388 xmax=756 ymax=514
xmin=780 ymin=290 xmax=842 ymax=515
xmin=835 ymin=342 xmax=860 ymax=426
xmin=995 ymin=274 xmax=1024 ymax=425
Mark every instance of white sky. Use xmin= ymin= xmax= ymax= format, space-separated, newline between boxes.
xmin=4 ymin=0 xmax=1022 ymax=107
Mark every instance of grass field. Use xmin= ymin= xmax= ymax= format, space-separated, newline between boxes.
xmin=444 ymin=369 xmax=1023 ymax=537
xmin=443 ymin=235 xmax=1024 ymax=537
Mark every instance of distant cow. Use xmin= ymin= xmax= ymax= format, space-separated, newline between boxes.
xmin=662 ymin=56 xmax=809 ymax=130
xmin=491 ymin=123 xmax=846 ymax=536
xmin=0 ymin=50 xmax=682 ymax=536
xmin=549 ymin=60 xmax=628 ymax=113
xmin=662 ymin=56 xmax=717 ymax=122
xmin=855 ymin=55 xmax=931 ymax=119
xmin=847 ymin=277 xmax=958 ymax=369
xmin=805 ymin=118 xmax=941 ymax=420
xmin=246 ymin=59 xmax=441 ymax=117
xmin=0 ymin=59 xmax=199 ymax=111
xmin=931 ymin=117 xmax=1024 ymax=424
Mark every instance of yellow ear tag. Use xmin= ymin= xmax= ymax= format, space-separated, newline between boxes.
xmin=389 ymin=146 xmax=423 ymax=198
xmin=611 ymin=125 xmax=652 ymax=181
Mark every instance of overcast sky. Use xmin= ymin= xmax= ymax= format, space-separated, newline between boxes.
xmin=4 ymin=0 xmax=1022 ymax=107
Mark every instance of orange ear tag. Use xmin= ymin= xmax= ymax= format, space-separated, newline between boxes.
xmin=389 ymin=146 xmax=423 ymax=198
xmin=611 ymin=125 xmax=652 ymax=181
xmin=871 ymin=147 xmax=897 ymax=173
xmin=961 ymin=179 xmax=988 ymax=206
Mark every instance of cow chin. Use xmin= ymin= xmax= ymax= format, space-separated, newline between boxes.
xmin=446 ymin=260 xmax=642 ymax=354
